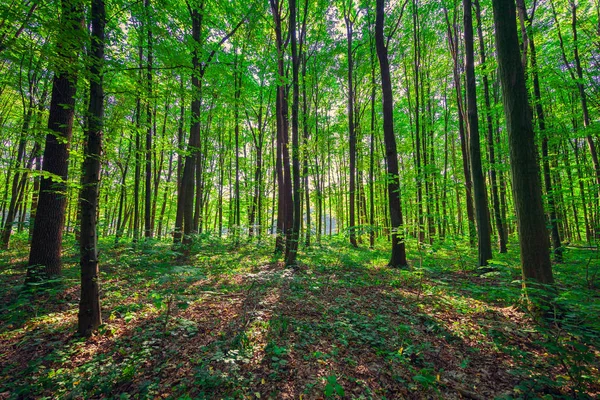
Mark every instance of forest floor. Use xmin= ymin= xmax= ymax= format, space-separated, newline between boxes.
xmin=0 ymin=233 xmax=599 ymax=399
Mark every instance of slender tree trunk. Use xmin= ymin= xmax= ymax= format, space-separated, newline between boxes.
xmin=234 ymin=53 xmax=242 ymax=244
xmin=444 ymin=7 xmax=476 ymax=246
xmin=29 ymin=139 xmax=42 ymax=239
xmin=376 ymin=0 xmax=407 ymax=268
xmin=302 ymin=52 xmax=311 ymax=247
xmin=133 ymin=43 xmax=143 ymax=243
xmin=344 ymin=6 xmax=357 ymax=248
xmin=176 ymin=4 xmax=203 ymax=245
xmin=1 ymin=124 xmax=28 ymax=249
xmin=157 ymin=152 xmax=174 ymax=239
xmin=271 ymin=0 xmax=292 ymax=256
xmin=369 ymin=38 xmax=376 ymax=249
xmin=144 ymin=0 xmax=153 ymax=239
xmin=412 ymin=1 xmax=425 ymax=243
xmin=150 ymin=103 xmax=166 ymax=234
xmin=286 ymin=0 xmax=301 ymax=267
xmin=464 ymin=0 xmax=492 ymax=266
xmin=474 ymin=0 xmax=506 ymax=253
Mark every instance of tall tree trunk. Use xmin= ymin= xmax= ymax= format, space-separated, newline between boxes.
xmin=492 ymin=0 xmax=554 ymax=290
xmin=271 ymin=0 xmax=292 ymax=256
xmin=78 ymin=0 xmax=104 ymax=337
xmin=234 ymin=52 xmax=242 ymax=244
xmin=376 ymin=0 xmax=407 ymax=268
xmin=517 ymin=0 xmax=562 ymax=260
xmin=26 ymin=0 xmax=83 ymax=281
xmin=302 ymin=52 xmax=311 ymax=247
xmin=474 ymin=0 xmax=506 ymax=253
xmin=444 ymin=7 xmax=476 ymax=246
xmin=144 ymin=0 xmax=153 ymax=239
xmin=369 ymin=35 xmax=376 ymax=249
xmin=176 ymin=3 xmax=204 ymax=245
xmin=286 ymin=0 xmax=301 ymax=267
xmin=412 ymin=0 xmax=425 ymax=243
xmin=464 ymin=0 xmax=492 ymax=266
xmin=133 ymin=43 xmax=143 ymax=243
xmin=344 ymin=4 xmax=357 ymax=248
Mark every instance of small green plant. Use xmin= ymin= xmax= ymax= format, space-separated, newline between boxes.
xmin=323 ymin=375 xmax=344 ymax=398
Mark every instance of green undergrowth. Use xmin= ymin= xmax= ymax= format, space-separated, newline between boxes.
xmin=0 ymin=232 xmax=598 ymax=399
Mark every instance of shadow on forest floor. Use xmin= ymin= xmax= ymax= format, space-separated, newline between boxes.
xmin=0 ymin=234 xmax=599 ymax=399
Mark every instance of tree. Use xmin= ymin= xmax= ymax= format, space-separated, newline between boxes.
xmin=375 ymin=0 xmax=407 ymax=268
xmin=26 ymin=0 xmax=84 ymax=281
xmin=286 ymin=0 xmax=301 ymax=267
xmin=270 ymin=0 xmax=293 ymax=256
xmin=491 ymin=0 xmax=554 ymax=289
xmin=463 ymin=0 xmax=492 ymax=266
xmin=343 ymin=1 xmax=358 ymax=248
xmin=144 ymin=0 xmax=153 ymax=239
xmin=474 ymin=0 xmax=506 ymax=253
xmin=78 ymin=0 xmax=105 ymax=337
xmin=515 ymin=0 xmax=562 ymax=261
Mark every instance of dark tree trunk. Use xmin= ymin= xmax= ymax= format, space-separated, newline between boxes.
xmin=463 ymin=0 xmax=492 ymax=266
xmin=133 ymin=43 xmax=143 ymax=243
xmin=176 ymin=3 xmax=203 ymax=245
xmin=412 ymin=0 xmax=425 ymax=243
xmin=144 ymin=0 xmax=153 ymax=239
xmin=271 ymin=0 xmax=292 ymax=256
xmin=286 ymin=0 xmax=301 ymax=267
xmin=78 ymin=0 xmax=105 ymax=337
xmin=516 ymin=0 xmax=563 ymax=261
xmin=26 ymin=0 xmax=83 ymax=281
xmin=369 ymin=36 xmax=376 ymax=249
xmin=344 ymin=6 xmax=357 ymax=248
xmin=443 ymin=7 xmax=476 ymax=246
xmin=376 ymin=0 xmax=407 ymax=268
xmin=233 ymin=52 xmax=242 ymax=244
xmin=173 ymin=79 xmax=186 ymax=242
xmin=474 ymin=0 xmax=506 ymax=253
xmin=491 ymin=0 xmax=553 ymax=288
xmin=301 ymin=51 xmax=311 ymax=247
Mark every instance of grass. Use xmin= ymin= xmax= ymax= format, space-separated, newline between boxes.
xmin=0 ymin=232 xmax=599 ymax=399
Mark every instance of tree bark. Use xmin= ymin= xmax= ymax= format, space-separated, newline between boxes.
xmin=26 ymin=0 xmax=83 ymax=281
xmin=474 ymin=0 xmax=506 ymax=253
xmin=491 ymin=0 xmax=554 ymax=288
xmin=78 ymin=0 xmax=105 ymax=337
xmin=344 ymin=3 xmax=358 ymax=248
xmin=516 ymin=0 xmax=563 ymax=260
xmin=286 ymin=0 xmax=301 ymax=267
xmin=144 ymin=0 xmax=153 ymax=239
xmin=463 ymin=0 xmax=492 ymax=266
xmin=376 ymin=0 xmax=407 ymax=268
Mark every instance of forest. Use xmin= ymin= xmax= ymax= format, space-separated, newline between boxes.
xmin=0 ymin=0 xmax=599 ymax=398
